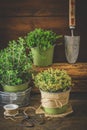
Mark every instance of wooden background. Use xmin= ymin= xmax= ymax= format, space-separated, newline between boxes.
xmin=0 ymin=0 xmax=87 ymax=62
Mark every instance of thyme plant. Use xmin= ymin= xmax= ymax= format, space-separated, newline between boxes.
xmin=0 ymin=37 xmax=32 ymax=86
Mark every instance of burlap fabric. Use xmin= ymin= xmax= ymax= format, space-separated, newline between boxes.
xmin=36 ymin=103 xmax=73 ymax=118
xmin=40 ymin=89 xmax=71 ymax=108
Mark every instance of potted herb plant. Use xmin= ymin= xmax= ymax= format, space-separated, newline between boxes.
xmin=33 ymin=68 xmax=72 ymax=114
xmin=25 ymin=28 xmax=62 ymax=66
xmin=0 ymin=37 xmax=33 ymax=92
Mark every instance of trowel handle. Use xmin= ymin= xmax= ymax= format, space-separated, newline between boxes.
xmin=69 ymin=0 xmax=76 ymax=29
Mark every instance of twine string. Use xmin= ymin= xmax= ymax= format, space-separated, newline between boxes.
xmin=41 ymin=89 xmax=70 ymax=108
xmin=41 ymin=98 xmax=68 ymax=108
xmin=4 ymin=106 xmax=36 ymax=121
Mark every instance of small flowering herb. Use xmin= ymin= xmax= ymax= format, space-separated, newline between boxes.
xmin=33 ymin=68 xmax=72 ymax=92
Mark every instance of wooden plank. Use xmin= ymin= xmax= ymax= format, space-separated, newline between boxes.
xmin=0 ymin=17 xmax=68 ymax=31
xmin=0 ymin=0 xmax=68 ymax=17
xmin=0 ymin=16 xmax=68 ymax=48
xmin=33 ymin=63 xmax=87 ymax=79
xmin=72 ymin=80 xmax=87 ymax=92
xmin=0 ymin=94 xmax=87 ymax=130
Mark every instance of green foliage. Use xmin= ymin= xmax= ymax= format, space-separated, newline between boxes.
xmin=25 ymin=28 xmax=62 ymax=51
xmin=33 ymin=68 xmax=72 ymax=92
xmin=0 ymin=37 xmax=33 ymax=86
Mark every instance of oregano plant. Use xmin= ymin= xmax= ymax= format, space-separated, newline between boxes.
xmin=25 ymin=28 xmax=62 ymax=51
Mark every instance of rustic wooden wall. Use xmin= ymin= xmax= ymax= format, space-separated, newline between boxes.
xmin=0 ymin=0 xmax=87 ymax=62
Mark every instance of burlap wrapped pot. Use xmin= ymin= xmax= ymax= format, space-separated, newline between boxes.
xmin=40 ymin=88 xmax=71 ymax=115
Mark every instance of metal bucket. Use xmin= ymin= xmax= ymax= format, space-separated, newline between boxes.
xmin=64 ymin=35 xmax=80 ymax=63
xmin=0 ymin=87 xmax=31 ymax=107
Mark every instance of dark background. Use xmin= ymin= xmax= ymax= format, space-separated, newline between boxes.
xmin=0 ymin=0 xmax=87 ymax=62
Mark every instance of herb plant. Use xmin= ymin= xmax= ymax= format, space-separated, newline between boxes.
xmin=33 ymin=68 xmax=72 ymax=92
xmin=0 ymin=37 xmax=33 ymax=86
xmin=25 ymin=28 xmax=62 ymax=51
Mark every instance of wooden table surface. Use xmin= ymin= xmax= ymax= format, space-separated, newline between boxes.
xmin=0 ymin=93 xmax=87 ymax=130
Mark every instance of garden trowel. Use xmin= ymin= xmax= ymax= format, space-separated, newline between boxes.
xmin=64 ymin=0 xmax=80 ymax=64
